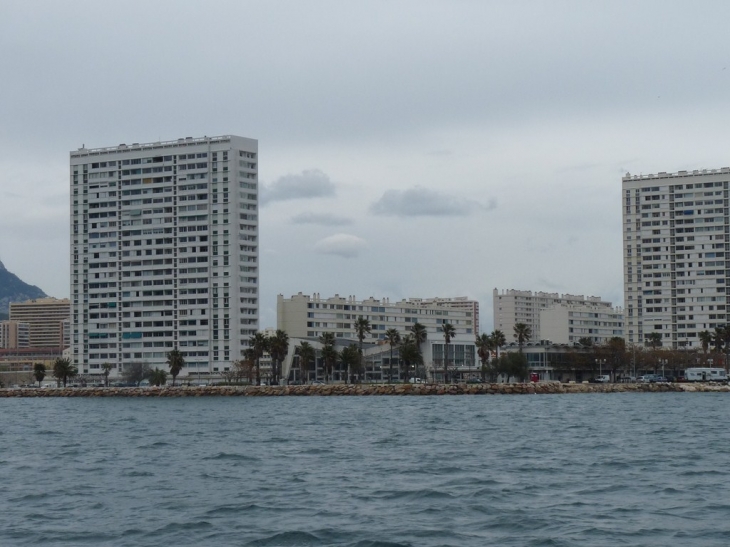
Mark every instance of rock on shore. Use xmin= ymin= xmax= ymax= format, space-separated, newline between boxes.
xmin=1 ymin=382 xmax=725 ymax=397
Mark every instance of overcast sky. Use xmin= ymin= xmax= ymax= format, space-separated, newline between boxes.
xmin=2 ymin=1 xmax=730 ymax=332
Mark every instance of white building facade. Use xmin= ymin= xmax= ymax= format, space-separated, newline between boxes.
xmin=622 ymin=168 xmax=730 ymax=348
xmin=277 ymin=293 xmax=477 ymax=340
xmin=539 ymin=304 xmax=624 ymax=345
xmin=70 ymin=135 xmax=259 ymax=378
xmin=493 ymin=288 xmax=613 ymax=342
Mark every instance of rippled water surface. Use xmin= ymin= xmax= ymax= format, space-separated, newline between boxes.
xmin=2 ymin=393 xmax=730 ymax=546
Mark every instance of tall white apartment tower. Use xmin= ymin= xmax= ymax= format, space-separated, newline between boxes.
xmin=70 ymin=135 xmax=259 ymax=378
xmin=622 ymin=168 xmax=730 ymax=349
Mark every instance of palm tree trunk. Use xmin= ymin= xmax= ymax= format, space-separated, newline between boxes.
xmin=389 ymin=347 xmax=393 ymax=384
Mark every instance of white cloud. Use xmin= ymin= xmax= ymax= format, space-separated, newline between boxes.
xmin=313 ymin=234 xmax=368 ymax=259
xmin=369 ymin=186 xmax=496 ymax=217
xmin=261 ymin=169 xmax=336 ymax=205
xmin=291 ymin=212 xmax=353 ymax=226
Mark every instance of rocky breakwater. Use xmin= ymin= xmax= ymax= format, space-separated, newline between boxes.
xmin=0 ymin=381 xmax=692 ymax=398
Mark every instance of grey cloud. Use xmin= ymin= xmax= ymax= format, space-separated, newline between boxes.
xmin=261 ymin=169 xmax=335 ymax=206
xmin=369 ymin=186 xmax=496 ymax=217
xmin=313 ymin=234 xmax=367 ymax=259
xmin=291 ymin=212 xmax=353 ymax=226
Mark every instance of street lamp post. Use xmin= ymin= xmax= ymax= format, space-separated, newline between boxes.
xmin=595 ymin=358 xmax=606 ymax=378
xmin=659 ymin=358 xmax=667 ymax=379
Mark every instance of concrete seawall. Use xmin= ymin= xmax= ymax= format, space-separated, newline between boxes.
xmin=0 ymin=382 xmax=727 ymax=397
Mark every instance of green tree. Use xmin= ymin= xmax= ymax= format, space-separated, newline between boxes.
xmin=318 ymin=332 xmax=336 ymax=383
xmin=354 ymin=316 xmax=372 ymax=382
xmin=441 ymin=323 xmax=456 ymax=383
xmin=399 ymin=335 xmax=422 ymax=382
xmin=384 ymin=328 xmax=401 ymax=383
xmin=166 ymin=349 xmax=185 ymax=386
xmin=490 ymin=330 xmax=506 ymax=360
xmin=578 ymin=337 xmax=593 ymax=347
xmin=123 ymin=362 xmax=151 ymax=386
xmin=645 ymin=332 xmax=663 ymax=350
xmin=148 ymin=368 xmax=168 ymax=386
xmin=410 ymin=322 xmax=428 ymax=378
xmin=496 ymin=352 xmax=529 ymax=383
xmin=101 ymin=362 xmax=113 ymax=387
xmin=249 ymin=332 xmax=269 ymax=386
xmin=297 ymin=341 xmax=316 ymax=384
xmin=713 ymin=327 xmax=725 ymax=353
xmin=475 ymin=333 xmax=494 ymax=382
xmin=33 ymin=363 xmax=46 ymax=387
xmin=339 ymin=344 xmax=360 ymax=384
xmin=321 ymin=344 xmax=338 ymax=383
xmin=52 ymin=358 xmax=77 ymax=387
xmin=268 ymin=329 xmax=289 ymax=385
xmin=513 ymin=323 xmax=532 ymax=353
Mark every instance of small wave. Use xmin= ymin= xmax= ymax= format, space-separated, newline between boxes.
xmin=245 ymin=530 xmax=322 ymax=546
xmin=365 ymin=488 xmax=456 ymax=501
xmin=204 ymin=452 xmax=258 ymax=462
xmin=127 ymin=470 xmax=154 ymax=477
xmin=9 ymin=493 xmax=50 ymax=502
xmin=205 ymin=503 xmax=264 ymax=516
xmin=349 ymin=541 xmax=414 ymax=547
xmin=137 ymin=441 xmax=172 ymax=450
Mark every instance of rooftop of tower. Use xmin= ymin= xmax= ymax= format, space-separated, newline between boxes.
xmin=70 ymin=135 xmax=255 ymax=158
xmin=623 ymin=167 xmax=730 ymax=182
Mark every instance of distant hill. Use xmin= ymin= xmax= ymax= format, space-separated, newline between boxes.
xmin=0 ymin=260 xmax=47 ymax=316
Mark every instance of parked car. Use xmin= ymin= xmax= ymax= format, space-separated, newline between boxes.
xmin=638 ymin=374 xmax=658 ymax=383
xmin=655 ymin=376 xmax=669 ymax=383
xmin=409 ymin=378 xmax=425 ymax=384
xmin=594 ymin=375 xmax=611 ymax=383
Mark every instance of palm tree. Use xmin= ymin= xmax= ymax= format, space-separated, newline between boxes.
xmin=339 ymin=344 xmax=360 ymax=384
xmin=475 ymin=333 xmax=492 ymax=382
xmin=149 ymin=368 xmax=168 ymax=386
xmin=249 ymin=332 xmax=269 ymax=386
xmin=321 ymin=344 xmax=338 ymax=383
xmin=713 ymin=327 xmax=725 ymax=353
xmin=268 ymin=329 xmax=289 ymax=385
xmin=441 ymin=323 xmax=456 ymax=383
xmin=354 ymin=316 xmax=372 ymax=382
xmin=101 ymin=362 xmax=113 ymax=387
xmin=399 ymin=335 xmax=422 ymax=382
xmin=645 ymin=332 xmax=662 ymax=349
xmin=410 ymin=322 xmax=428 ymax=378
xmin=33 ymin=363 xmax=46 ymax=387
xmin=699 ymin=330 xmax=712 ymax=355
xmin=384 ymin=328 xmax=401 ymax=383
xmin=297 ymin=342 xmax=315 ymax=384
xmin=318 ymin=332 xmax=337 ymax=383
xmin=166 ymin=348 xmax=185 ymax=386
xmin=491 ymin=330 xmax=506 ymax=360
xmin=513 ymin=323 xmax=532 ymax=353
xmin=52 ymin=358 xmax=77 ymax=387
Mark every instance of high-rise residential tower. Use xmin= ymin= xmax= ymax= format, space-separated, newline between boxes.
xmin=70 ymin=135 xmax=259 ymax=378
xmin=622 ymin=168 xmax=730 ymax=348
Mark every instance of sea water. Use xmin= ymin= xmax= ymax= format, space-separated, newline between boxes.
xmin=1 ymin=393 xmax=729 ymax=546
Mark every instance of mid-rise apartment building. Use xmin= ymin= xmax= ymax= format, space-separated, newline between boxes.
xmin=9 ymin=298 xmax=70 ymax=348
xmin=493 ymin=289 xmax=612 ymax=342
xmin=539 ymin=304 xmax=624 ymax=345
xmin=70 ymin=135 xmax=259 ymax=377
xmin=622 ymin=168 xmax=730 ymax=348
xmin=0 ymin=321 xmax=30 ymax=349
xmin=277 ymin=293 xmax=477 ymax=340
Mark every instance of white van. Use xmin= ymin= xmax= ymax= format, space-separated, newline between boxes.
xmin=685 ymin=368 xmax=727 ymax=382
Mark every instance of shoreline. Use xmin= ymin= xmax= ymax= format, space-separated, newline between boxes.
xmin=0 ymin=382 xmax=728 ymax=397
